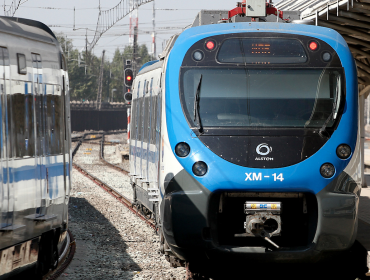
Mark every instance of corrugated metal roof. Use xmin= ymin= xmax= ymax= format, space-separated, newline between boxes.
xmin=276 ymin=0 xmax=370 ymax=95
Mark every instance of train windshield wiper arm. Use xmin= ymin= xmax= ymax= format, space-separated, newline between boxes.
xmin=194 ymin=75 xmax=203 ymax=133
xmin=319 ymin=77 xmax=341 ymax=138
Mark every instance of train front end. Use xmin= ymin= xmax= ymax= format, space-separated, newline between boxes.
xmin=160 ymin=22 xmax=360 ymax=263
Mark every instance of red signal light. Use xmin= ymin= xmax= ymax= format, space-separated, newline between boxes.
xmin=127 ymin=76 xmax=132 ymax=81
xmin=206 ymin=41 xmax=215 ymax=50
xmin=309 ymin=41 xmax=318 ymax=51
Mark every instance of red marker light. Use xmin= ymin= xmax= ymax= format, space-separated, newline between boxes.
xmin=206 ymin=41 xmax=215 ymax=50
xmin=127 ymin=76 xmax=132 ymax=81
xmin=309 ymin=41 xmax=318 ymax=51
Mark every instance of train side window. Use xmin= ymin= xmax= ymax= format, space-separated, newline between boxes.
xmin=151 ymin=95 xmax=157 ymax=145
xmin=17 ymin=54 xmax=26 ymax=75
xmin=2 ymin=48 xmax=9 ymax=66
xmin=7 ymin=95 xmax=13 ymax=158
xmin=144 ymin=95 xmax=149 ymax=143
xmin=46 ymin=85 xmax=62 ymax=155
xmin=35 ymin=94 xmax=44 ymax=156
xmin=54 ymin=93 xmax=63 ymax=154
xmin=31 ymin=53 xmax=42 ymax=69
xmin=60 ymin=53 xmax=67 ymax=70
xmin=12 ymin=88 xmax=35 ymax=158
xmin=150 ymin=78 xmax=155 ymax=145
xmin=13 ymin=93 xmax=25 ymax=158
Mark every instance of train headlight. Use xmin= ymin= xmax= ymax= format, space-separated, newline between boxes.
xmin=322 ymin=52 xmax=332 ymax=62
xmin=193 ymin=50 xmax=204 ymax=61
xmin=336 ymin=144 xmax=351 ymax=159
xmin=320 ymin=163 xmax=335 ymax=178
xmin=192 ymin=161 xmax=208 ymax=176
xmin=175 ymin=142 xmax=190 ymax=158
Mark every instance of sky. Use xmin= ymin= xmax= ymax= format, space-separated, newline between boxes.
xmin=9 ymin=0 xmax=237 ymax=60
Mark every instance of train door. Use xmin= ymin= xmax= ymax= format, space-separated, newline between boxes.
xmin=0 ymin=47 xmax=11 ymax=228
xmin=32 ymin=53 xmax=46 ymax=216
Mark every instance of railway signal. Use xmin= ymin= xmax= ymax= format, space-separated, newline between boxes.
xmin=124 ymin=68 xmax=133 ymax=87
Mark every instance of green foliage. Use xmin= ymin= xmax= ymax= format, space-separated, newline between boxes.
xmin=56 ymin=33 xmax=153 ymax=102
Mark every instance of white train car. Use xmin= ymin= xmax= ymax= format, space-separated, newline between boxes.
xmin=0 ymin=17 xmax=71 ymax=279
xmin=130 ymin=61 xmax=162 ymax=212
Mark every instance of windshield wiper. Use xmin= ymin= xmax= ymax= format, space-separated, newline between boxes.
xmin=319 ymin=82 xmax=340 ymax=139
xmin=194 ymin=75 xmax=203 ymax=133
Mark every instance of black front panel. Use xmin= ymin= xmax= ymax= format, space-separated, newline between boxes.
xmin=200 ymin=134 xmax=327 ymax=168
xmin=182 ymin=32 xmax=342 ymax=68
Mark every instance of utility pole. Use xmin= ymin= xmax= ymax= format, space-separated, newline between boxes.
xmin=133 ymin=26 xmax=138 ymax=75
xmin=96 ymin=50 xmax=105 ymax=111
xmin=85 ymin=29 xmax=88 ymax=75
xmin=152 ymin=0 xmax=156 ymax=59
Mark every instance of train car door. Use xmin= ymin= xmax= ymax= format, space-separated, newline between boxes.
xmin=0 ymin=47 xmax=11 ymax=228
xmin=32 ymin=53 xmax=46 ymax=216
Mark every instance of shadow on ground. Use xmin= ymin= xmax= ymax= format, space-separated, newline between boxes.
xmin=58 ymin=196 xmax=142 ymax=279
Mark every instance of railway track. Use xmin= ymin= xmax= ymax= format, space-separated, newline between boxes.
xmin=72 ymin=131 xmax=157 ymax=232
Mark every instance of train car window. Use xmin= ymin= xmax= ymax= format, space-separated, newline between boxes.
xmin=37 ymin=54 xmax=42 ymax=69
xmin=25 ymin=90 xmax=35 ymax=157
xmin=217 ymin=38 xmax=307 ymax=64
xmin=134 ymin=82 xmax=140 ymax=143
xmin=151 ymin=95 xmax=157 ymax=145
xmin=60 ymin=53 xmax=67 ymax=70
xmin=17 ymin=54 xmax=27 ymax=75
xmin=32 ymin=53 xmax=42 ymax=69
xmin=131 ymin=99 xmax=136 ymax=139
xmin=2 ymin=48 xmax=9 ymax=66
xmin=11 ymin=86 xmax=35 ymax=158
xmin=144 ymin=96 xmax=149 ymax=143
xmin=13 ymin=93 xmax=25 ymax=157
xmin=149 ymin=78 xmax=154 ymax=145
xmin=46 ymin=91 xmax=52 ymax=155
xmin=138 ymin=97 xmax=143 ymax=143
xmin=45 ymin=85 xmax=62 ymax=155
xmin=32 ymin=54 xmax=37 ymax=68
xmin=6 ymin=95 xmax=13 ymax=158
xmin=54 ymin=94 xmax=63 ymax=154
xmin=138 ymin=81 xmax=146 ymax=142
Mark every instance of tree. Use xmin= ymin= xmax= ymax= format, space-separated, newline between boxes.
xmin=56 ymin=32 xmax=153 ymax=102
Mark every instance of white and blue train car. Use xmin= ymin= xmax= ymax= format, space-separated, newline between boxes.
xmin=130 ymin=61 xmax=162 ymax=210
xmin=129 ymin=20 xmax=362 ymax=269
xmin=0 ymin=17 xmax=71 ymax=278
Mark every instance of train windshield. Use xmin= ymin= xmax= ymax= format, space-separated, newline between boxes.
xmin=180 ymin=68 xmax=343 ymax=129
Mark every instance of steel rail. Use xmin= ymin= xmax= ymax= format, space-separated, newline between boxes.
xmin=72 ymin=162 xmax=156 ymax=231
xmin=100 ymin=133 xmax=130 ymax=175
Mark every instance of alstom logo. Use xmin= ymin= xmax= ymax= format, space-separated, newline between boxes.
xmin=256 ymin=143 xmax=272 ymax=156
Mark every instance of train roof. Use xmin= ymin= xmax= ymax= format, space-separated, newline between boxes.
xmin=137 ymin=60 xmax=163 ymax=75
xmin=0 ymin=16 xmax=57 ymax=44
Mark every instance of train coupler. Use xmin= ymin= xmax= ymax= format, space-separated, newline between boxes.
xmin=235 ymin=201 xmax=282 ymax=248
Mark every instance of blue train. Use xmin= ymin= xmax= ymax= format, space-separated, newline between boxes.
xmin=0 ymin=17 xmax=71 ymax=278
xmin=129 ymin=15 xmax=362 ymax=270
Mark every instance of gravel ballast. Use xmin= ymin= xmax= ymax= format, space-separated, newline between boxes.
xmin=65 ymin=139 xmax=186 ymax=279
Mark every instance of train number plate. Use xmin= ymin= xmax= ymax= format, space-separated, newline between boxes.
xmin=244 ymin=201 xmax=281 ymax=214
